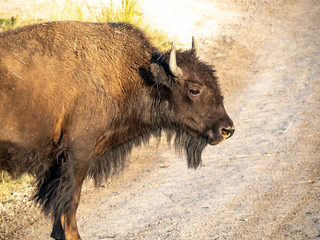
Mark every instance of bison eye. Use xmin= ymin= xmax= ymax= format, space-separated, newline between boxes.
xmin=189 ymin=89 xmax=201 ymax=96
xmin=187 ymin=81 xmax=203 ymax=96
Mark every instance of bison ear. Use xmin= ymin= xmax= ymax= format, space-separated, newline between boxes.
xmin=150 ymin=63 xmax=173 ymax=88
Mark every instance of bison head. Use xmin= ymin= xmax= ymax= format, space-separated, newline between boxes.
xmin=149 ymin=39 xmax=234 ymax=168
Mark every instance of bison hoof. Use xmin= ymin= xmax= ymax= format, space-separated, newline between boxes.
xmin=50 ymin=223 xmax=65 ymax=240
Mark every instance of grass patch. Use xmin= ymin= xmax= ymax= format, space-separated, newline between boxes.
xmin=0 ymin=16 xmax=17 ymax=31
xmin=44 ymin=0 xmax=143 ymax=24
xmin=0 ymin=172 xmax=33 ymax=204
xmin=87 ymin=0 xmax=143 ymax=25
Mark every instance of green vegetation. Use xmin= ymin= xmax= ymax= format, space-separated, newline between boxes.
xmin=43 ymin=0 xmax=142 ymax=24
xmin=0 ymin=16 xmax=17 ymax=31
xmin=0 ymin=172 xmax=33 ymax=204
xmin=87 ymin=0 xmax=143 ymax=25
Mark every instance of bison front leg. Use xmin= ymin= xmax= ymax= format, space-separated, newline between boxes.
xmin=50 ymin=185 xmax=82 ymax=240
xmin=61 ymin=183 xmax=83 ymax=240
xmin=34 ymin=137 xmax=91 ymax=240
xmin=52 ymin=171 xmax=85 ymax=240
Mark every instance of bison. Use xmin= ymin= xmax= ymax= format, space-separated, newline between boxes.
xmin=0 ymin=21 xmax=234 ymax=239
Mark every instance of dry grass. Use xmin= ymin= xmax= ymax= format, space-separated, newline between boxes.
xmin=0 ymin=17 xmax=17 ymax=31
xmin=1 ymin=0 xmax=142 ymax=27
xmin=0 ymin=172 xmax=33 ymax=204
xmin=0 ymin=0 xmax=171 ymax=51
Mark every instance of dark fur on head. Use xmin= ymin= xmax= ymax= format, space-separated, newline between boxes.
xmin=87 ymin=48 xmax=213 ymax=185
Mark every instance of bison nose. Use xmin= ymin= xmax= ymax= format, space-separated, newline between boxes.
xmin=221 ymin=127 xmax=235 ymax=139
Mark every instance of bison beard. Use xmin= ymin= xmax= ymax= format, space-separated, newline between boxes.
xmin=88 ymin=128 xmax=207 ymax=187
xmin=172 ymin=130 xmax=208 ymax=169
xmin=184 ymin=136 xmax=208 ymax=169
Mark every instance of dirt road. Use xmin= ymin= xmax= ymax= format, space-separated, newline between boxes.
xmin=1 ymin=0 xmax=320 ymax=239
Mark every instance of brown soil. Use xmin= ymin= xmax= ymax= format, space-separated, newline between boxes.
xmin=1 ymin=0 xmax=320 ymax=239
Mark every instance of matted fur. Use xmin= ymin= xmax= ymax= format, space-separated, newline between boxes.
xmin=34 ymin=146 xmax=75 ymax=221
xmin=88 ymin=127 xmax=208 ymax=186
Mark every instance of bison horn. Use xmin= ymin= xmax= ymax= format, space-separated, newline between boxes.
xmin=169 ymin=42 xmax=183 ymax=78
xmin=192 ymin=36 xmax=197 ymax=54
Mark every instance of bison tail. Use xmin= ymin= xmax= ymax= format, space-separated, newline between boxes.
xmin=33 ymin=146 xmax=76 ymax=221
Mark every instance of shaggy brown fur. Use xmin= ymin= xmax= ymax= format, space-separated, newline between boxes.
xmin=0 ymin=21 xmax=234 ymax=240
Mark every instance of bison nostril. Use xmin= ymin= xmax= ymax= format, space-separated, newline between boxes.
xmin=221 ymin=127 xmax=235 ymax=139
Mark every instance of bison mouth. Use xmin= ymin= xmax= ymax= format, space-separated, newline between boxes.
xmin=202 ymin=128 xmax=235 ymax=146
xmin=203 ymin=129 xmax=225 ymax=146
xmin=181 ymin=127 xmax=235 ymax=168
xmin=166 ymin=124 xmax=234 ymax=169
